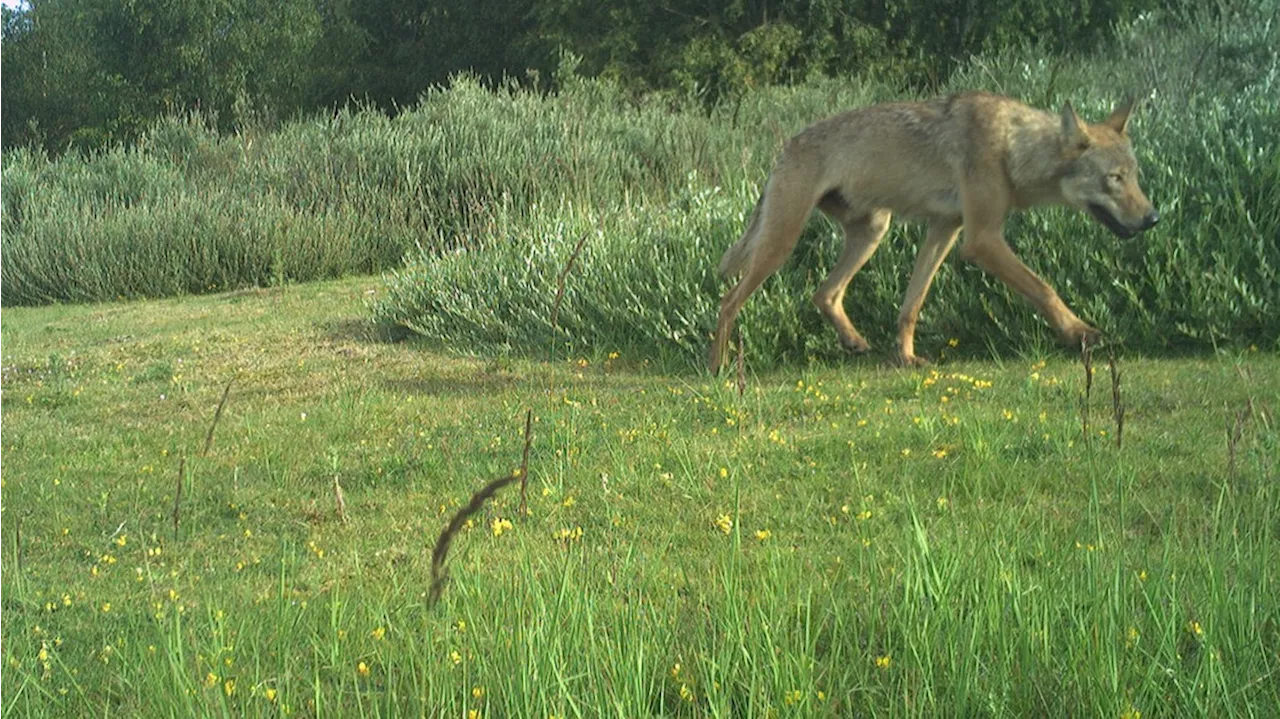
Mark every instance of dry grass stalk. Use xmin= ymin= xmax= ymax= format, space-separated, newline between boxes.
xmin=546 ymin=232 xmax=590 ymax=410
xmin=1107 ymin=347 xmax=1124 ymax=449
xmin=172 ymin=456 xmax=186 ymax=541
xmin=334 ymin=473 xmax=348 ymax=523
xmin=548 ymin=232 xmax=590 ymax=357
xmin=1227 ymin=406 xmax=1248 ymax=479
xmin=736 ymin=331 xmax=746 ymax=398
xmin=519 ymin=409 xmax=534 ymax=514
xmin=201 ymin=376 xmax=236 ymax=457
xmin=1080 ymin=339 xmax=1095 ymax=442
xmin=428 ymin=473 xmax=520 ymax=608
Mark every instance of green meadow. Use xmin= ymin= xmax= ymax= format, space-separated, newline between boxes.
xmin=3 ymin=3 xmax=1279 ymax=716
xmin=2 ymin=278 xmax=1276 ymax=716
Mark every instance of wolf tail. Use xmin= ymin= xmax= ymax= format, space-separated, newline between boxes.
xmin=717 ymin=188 xmax=767 ymax=279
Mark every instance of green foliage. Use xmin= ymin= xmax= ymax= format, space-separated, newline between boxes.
xmin=3 ymin=0 xmax=1170 ymax=151
xmin=305 ymin=0 xmax=538 ymax=110
xmin=1 ymin=0 xmax=322 ymax=151
xmin=0 ymin=72 xmax=885 ymax=307
xmin=4 ymin=6 xmax=1277 ymax=362
xmin=373 ymin=7 xmax=1279 ymax=362
xmin=0 ymin=134 xmax=389 ymax=304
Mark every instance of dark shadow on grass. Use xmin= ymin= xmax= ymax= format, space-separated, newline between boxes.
xmin=330 ymin=313 xmax=1256 ymax=385
xmin=378 ymin=374 xmax=524 ymax=398
xmin=218 ymin=286 xmax=286 ymax=302
xmin=316 ymin=317 xmax=416 ymax=345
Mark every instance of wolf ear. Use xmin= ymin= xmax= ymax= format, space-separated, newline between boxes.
xmin=1103 ymin=96 xmax=1136 ymax=135
xmin=1060 ymin=102 xmax=1090 ymax=149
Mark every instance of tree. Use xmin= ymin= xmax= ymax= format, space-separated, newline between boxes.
xmin=306 ymin=0 xmax=538 ymax=112
xmin=3 ymin=0 xmax=322 ymax=151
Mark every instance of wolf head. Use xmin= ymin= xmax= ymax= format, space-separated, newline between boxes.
xmin=1058 ymin=99 xmax=1159 ymax=239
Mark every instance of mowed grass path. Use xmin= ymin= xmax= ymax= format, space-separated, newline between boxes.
xmin=2 ymin=277 xmax=1276 ymax=717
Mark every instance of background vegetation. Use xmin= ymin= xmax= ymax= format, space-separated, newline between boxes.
xmin=3 ymin=0 xmax=1173 ymax=152
xmin=3 ymin=3 xmax=1279 ymax=716
xmin=3 ymin=0 xmax=1277 ymax=363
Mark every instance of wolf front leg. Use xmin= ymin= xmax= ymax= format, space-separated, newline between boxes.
xmin=956 ymin=178 xmax=1100 ymax=348
xmin=895 ymin=218 xmax=963 ymax=367
xmin=957 ymin=233 xmax=1101 ymax=347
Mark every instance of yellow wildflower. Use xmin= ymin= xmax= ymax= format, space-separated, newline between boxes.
xmin=714 ymin=513 xmax=733 ymax=534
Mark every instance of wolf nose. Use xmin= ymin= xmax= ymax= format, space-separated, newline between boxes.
xmin=1140 ymin=211 xmax=1160 ymax=230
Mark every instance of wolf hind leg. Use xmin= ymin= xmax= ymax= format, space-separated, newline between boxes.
xmin=709 ymin=189 xmax=814 ymax=373
xmin=896 ymin=218 xmax=963 ymax=367
xmin=812 ymin=208 xmax=891 ymax=354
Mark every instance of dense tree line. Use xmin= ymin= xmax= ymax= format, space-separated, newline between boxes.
xmin=3 ymin=0 xmax=1166 ymax=152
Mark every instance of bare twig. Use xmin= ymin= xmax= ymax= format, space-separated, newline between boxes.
xmin=201 ymin=376 xmax=236 ymax=457
xmin=428 ymin=474 xmax=521 ymax=608
xmin=518 ymin=409 xmax=533 ymax=515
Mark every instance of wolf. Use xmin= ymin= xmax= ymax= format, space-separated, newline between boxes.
xmin=709 ymin=92 xmax=1159 ymax=371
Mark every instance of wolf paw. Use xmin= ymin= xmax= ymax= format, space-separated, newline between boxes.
xmin=840 ymin=335 xmax=871 ymax=354
xmin=1063 ymin=323 xmax=1103 ymax=349
xmin=895 ymin=352 xmax=930 ymax=368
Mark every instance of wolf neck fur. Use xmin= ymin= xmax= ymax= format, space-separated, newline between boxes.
xmin=1004 ymin=109 xmax=1075 ymax=209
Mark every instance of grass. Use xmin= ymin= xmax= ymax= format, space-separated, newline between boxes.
xmin=2 ymin=275 xmax=1277 ymax=717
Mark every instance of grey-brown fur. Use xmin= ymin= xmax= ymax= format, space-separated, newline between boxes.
xmin=710 ymin=91 xmax=1158 ymax=371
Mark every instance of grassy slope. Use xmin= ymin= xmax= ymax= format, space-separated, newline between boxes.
xmin=1 ymin=276 xmax=1277 ymax=717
